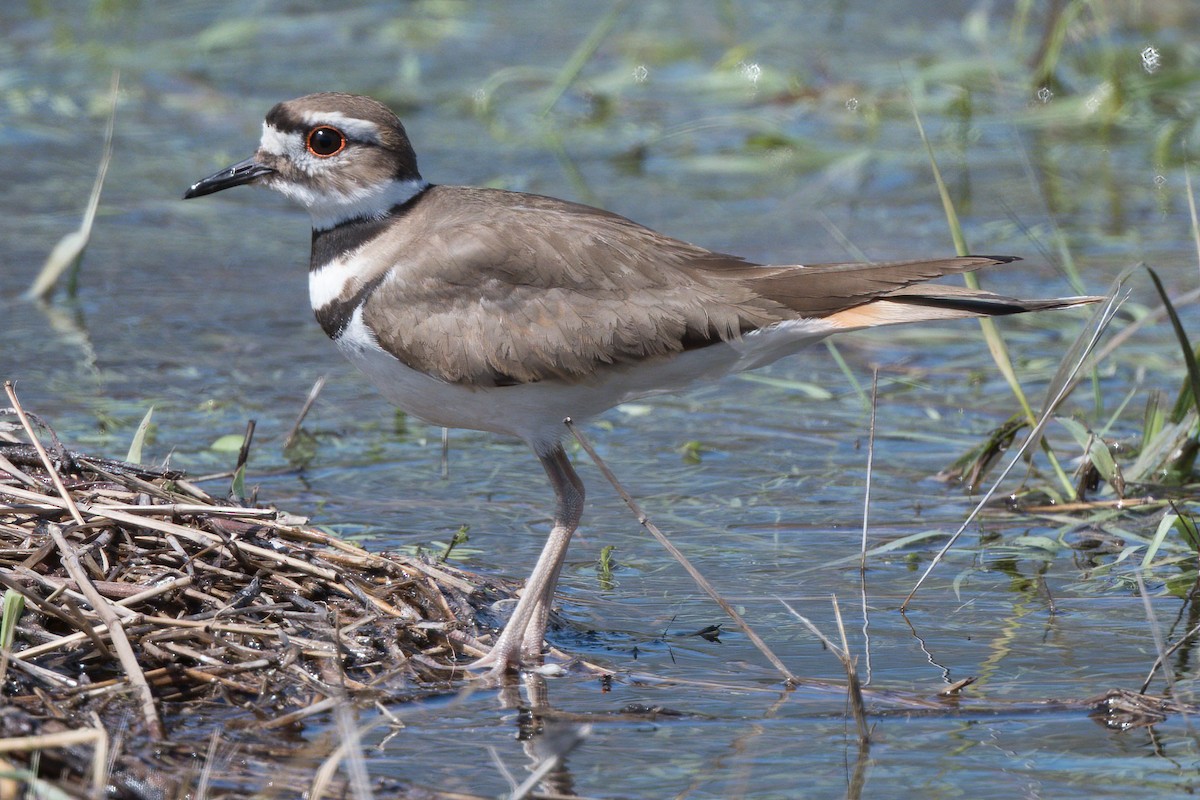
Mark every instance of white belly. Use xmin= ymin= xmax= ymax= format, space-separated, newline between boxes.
xmin=333 ymin=307 xmax=837 ymax=453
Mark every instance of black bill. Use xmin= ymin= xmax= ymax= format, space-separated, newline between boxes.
xmin=183 ymin=157 xmax=274 ymax=199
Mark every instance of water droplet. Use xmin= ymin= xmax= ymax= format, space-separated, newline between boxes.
xmin=739 ymin=61 xmax=762 ymax=86
xmin=632 ymin=65 xmax=649 ymax=83
xmin=845 ymin=97 xmax=859 ymax=112
xmin=1036 ymin=86 xmax=1053 ymax=104
xmin=1141 ymin=46 xmax=1161 ymax=73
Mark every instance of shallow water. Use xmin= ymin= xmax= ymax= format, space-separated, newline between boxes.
xmin=4 ymin=0 xmax=1200 ymax=796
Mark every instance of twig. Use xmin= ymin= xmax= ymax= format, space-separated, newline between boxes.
xmin=283 ymin=375 xmax=326 ymax=449
xmin=0 ymin=728 xmax=108 ymax=792
xmin=4 ymin=381 xmax=163 ymax=738
xmin=76 ymin=503 xmax=277 ymax=518
xmin=0 ymin=482 xmax=341 ymax=581
xmin=48 ymin=524 xmax=163 ymax=736
xmin=1140 ymin=618 xmax=1200 ymax=694
xmin=564 ymin=417 xmax=798 ymax=685
xmin=194 ymin=728 xmax=222 ymax=800
xmin=1135 ymin=571 xmax=1192 ymax=733
xmin=231 ymin=419 xmax=256 ymax=503
xmin=261 ymin=697 xmax=339 ymax=730
xmin=859 ymin=370 xmax=877 ymax=686
xmin=779 ymin=596 xmax=870 ymax=744
xmin=0 ymin=449 xmax=40 ymax=489
xmin=901 ymin=290 xmax=1124 ymax=608
xmin=831 ymin=597 xmax=870 ymax=744
xmin=2 ymin=653 xmax=78 ymax=688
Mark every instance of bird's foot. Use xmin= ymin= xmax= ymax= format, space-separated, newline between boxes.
xmin=465 ymin=649 xmax=521 ymax=682
xmin=463 ymin=626 xmax=553 ymax=682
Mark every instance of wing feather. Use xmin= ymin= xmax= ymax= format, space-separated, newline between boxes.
xmin=356 ymin=186 xmax=1070 ymax=385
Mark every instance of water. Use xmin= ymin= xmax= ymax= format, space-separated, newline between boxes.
xmin=3 ymin=0 xmax=1200 ymax=796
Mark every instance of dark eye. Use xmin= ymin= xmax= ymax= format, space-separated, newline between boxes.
xmin=306 ymin=126 xmax=346 ymax=157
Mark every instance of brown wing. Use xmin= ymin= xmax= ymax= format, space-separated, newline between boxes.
xmin=693 ymin=255 xmax=1021 ymax=316
xmin=359 ymin=186 xmax=1021 ymax=385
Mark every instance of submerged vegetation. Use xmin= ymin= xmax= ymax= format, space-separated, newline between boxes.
xmin=3 ymin=0 xmax=1200 ymax=797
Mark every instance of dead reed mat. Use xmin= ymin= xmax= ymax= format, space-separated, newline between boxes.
xmin=0 ymin=395 xmax=508 ymax=795
xmin=4 ymin=394 xmax=1200 ymax=797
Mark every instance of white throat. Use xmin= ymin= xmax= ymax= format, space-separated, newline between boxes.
xmin=257 ymin=123 xmax=428 ymax=231
xmin=282 ymin=178 xmax=429 ymax=231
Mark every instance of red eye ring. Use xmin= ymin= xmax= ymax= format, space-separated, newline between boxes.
xmin=306 ymin=126 xmax=346 ymax=157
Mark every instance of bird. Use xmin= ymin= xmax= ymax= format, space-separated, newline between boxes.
xmin=184 ymin=92 xmax=1097 ymax=677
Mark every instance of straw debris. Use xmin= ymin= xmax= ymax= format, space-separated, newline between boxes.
xmin=0 ymin=402 xmax=501 ymax=752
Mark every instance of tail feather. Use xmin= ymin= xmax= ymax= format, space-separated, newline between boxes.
xmin=709 ymin=253 xmax=1101 ymax=329
xmin=824 ymin=286 xmax=1101 ymax=330
xmin=713 ymin=255 xmax=1023 ymax=317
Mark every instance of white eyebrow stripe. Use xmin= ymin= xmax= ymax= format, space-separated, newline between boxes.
xmin=298 ymin=110 xmax=382 ymax=143
xmin=259 ymin=123 xmax=301 ymax=156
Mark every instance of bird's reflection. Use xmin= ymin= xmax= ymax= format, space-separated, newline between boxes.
xmin=495 ymin=671 xmax=590 ymax=800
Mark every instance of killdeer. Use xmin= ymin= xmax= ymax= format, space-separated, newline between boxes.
xmin=184 ymin=92 xmax=1097 ymax=676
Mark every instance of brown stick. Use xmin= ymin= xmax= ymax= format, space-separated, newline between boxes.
xmin=780 ymin=596 xmax=870 ymax=744
xmin=858 ymin=370 xmax=877 ymax=687
xmin=283 ymin=374 xmax=326 ymax=449
xmin=0 ymin=482 xmax=340 ymax=581
xmin=900 ymin=291 xmax=1122 ymax=608
xmin=565 ymin=417 xmax=798 ymax=686
xmin=5 ymin=381 xmax=164 ymax=738
xmin=0 ymin=728 xmax=108 ymax=791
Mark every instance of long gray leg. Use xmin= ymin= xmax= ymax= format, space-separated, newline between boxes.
xmin=470 ymin=444 xmax=584 ymax=675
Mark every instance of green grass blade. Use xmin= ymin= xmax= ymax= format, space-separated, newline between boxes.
xmin=1021 ymin=283 xmax=1125 ymax=477
xmin=737 ymin=372 xmax=833 ymax=400
xmin=27 ymin=72 xmax=119 ymax=301
xmin=823 ymin=340 xmax=868 ymax=409
xmin=1187 ymin=161 xmax=1200 ymax=279
xmin=909 ymin=99 xmax=968 ymax=259
xmin=1146 ymin=266 xmax=1200 ymax=423
xmin=1141 ymin=390 xmax=1164 ymax=452
xmin=230 ymin=464 xmax=247 ymax=503
xmin=539 ymin=0 xmax=630 ymax=117
xmin=439 ymin=525 xmax=471 ymax=563
xmin=596 ymin=544 xmax=617 ymax=590
xmin=1057 ymin=416 xmax=1119 ymax=492
xmin=1 ymin=588 xmax=24 ymax=650
xmin=1141 ymin=511 xmax=1178 ymax=568
xmin=910 ymin=98 xmax=1036 ymax=421
xmin=910 ymin=94 xmax=1076 ymax=495
xmin=1036 ymin=265 xmax=1132 ymax=415
xmin=1125 ymin=412 xmax=1195 ymax=484
xmin=0 ymin=587 xmax=25 ymax=687
xmin=1097 ymin=382 xmax=1139 ymax=439
xmin=125 ymin=406 xmax=154 ymax=465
